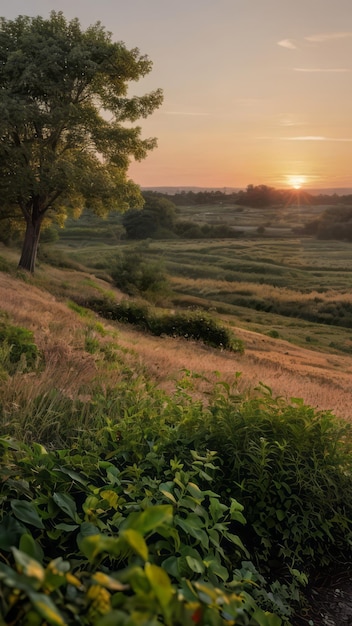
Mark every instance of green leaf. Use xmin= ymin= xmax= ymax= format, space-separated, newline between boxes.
xmin=175 ymin=515 xmax=209 ymax=549
xmin=124 ymin=505 xmax=173 ymax=534
xmin=0 ymin=561 xmax=36 ymax=593
xmin=159 ymin=482 xmax=177 ymax=504
xmin=54 ymin=523 xmax=79 ymax=531
xmin=19 ymin=533 xmax=44 ymax=564
xmin=120 ymin=529 xmax=148 ymax=561
xmin=12 ymin=548 xmax=45 ymax=585
xmin=209 ymin=497 xmax=228 ymax=523
xmin=11 ymin=500 xmax=44 ymax=529
xmin=53 ymin=492 xmax=80 ymax=522
xmin=186 ymin=555 xmax=205 ymax=574
xmin=53 ymin=466 xmax=87 ymax=485
xmin=145 ymin=562 xmax=174 ymax=608
xmin=28 ymin=591 xmax=66 ymax=626
xmin=0 ymin=515 xmax=27 ymax=550
xmin=225 ymin=532 xmax=249 ymax=558
xmin=229 ymin=498 xmax=246 ymax=524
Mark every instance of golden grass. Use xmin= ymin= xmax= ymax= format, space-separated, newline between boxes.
xmin=171 ymin=275 xmax=352 ymax=304
xmin=1 ymin=270 xmax=352 ymax=421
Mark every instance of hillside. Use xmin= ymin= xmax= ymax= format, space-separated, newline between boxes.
xmin=1 ymin=267 xmax=352 ymax=420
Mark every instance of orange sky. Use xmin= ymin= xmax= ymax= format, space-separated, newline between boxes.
xmin=4 ymin=0 xmax=352 ymax=189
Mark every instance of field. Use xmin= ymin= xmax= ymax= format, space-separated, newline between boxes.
xmin=2 ymin=201 xmax=352 ymax=624
xmin=3 ymin=199 xmax=352 ymax=418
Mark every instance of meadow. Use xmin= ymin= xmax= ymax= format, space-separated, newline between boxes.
xmin=1 ymin=199 xmax=352 ymax=625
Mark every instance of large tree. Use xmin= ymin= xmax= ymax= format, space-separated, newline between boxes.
xmin=0 ymin=11 xmax=163 ymax=272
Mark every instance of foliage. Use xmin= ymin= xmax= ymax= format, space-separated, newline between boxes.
xmin=0 ymin=11 xmax=163 ymax=271
xmin=2 ymin=352 xmax=352 ymax=622
xmin=0 ymin=321 xmax=40 ymax=372
xmin=150 ymin=310 xmax=244 ymax=352
xmin=302 ymin=206 xmax=352 ymax=241
xmin=123 ymin=193 xmax=177 ymax=239
xmin=156 ymin=378 xmax=352 ymax=573
xmin=174 ymin=220 xmax=242 ymax=239
xmin=75 ymin=296 xmax=244 ymax=352
xmin=0 ymin=436 xmax=282 ymax=625
xmin=111 ymin=248 xmax=169 ymax=300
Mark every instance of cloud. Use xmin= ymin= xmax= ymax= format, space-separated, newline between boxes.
xmin=305 ymin=32 xmax=352 ymax=43
xmin=280 ymin=136 xmax=352 ymax=142
xmin=277 ymin=39 xmax=297 ymax=49
xmin=294 ymin=67 xmax=351 ymax=73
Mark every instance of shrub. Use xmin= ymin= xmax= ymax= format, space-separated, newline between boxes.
xmin=0 ymin=322 xmax=40 ymax=372
xmin=0 ymin=436 xmax=282 ymax=626
xmin=150 ymin=310 xmax=244 ymax=352
xmin=75 ymin=297 xmax=244 ymax=352
xmin=111 ymin=249 xmax=169 ymax=300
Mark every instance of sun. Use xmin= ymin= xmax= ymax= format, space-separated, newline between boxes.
xmin=287 ymin=175 xmax=306 ymax=190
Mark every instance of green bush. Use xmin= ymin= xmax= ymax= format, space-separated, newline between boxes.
xmin=0 ymin=436 xmax=282 ymax=625
xmin=75 ymin=296 xmax=244 ymax=352
xmin=0 ymin=322 xmax=39 ymax=372
xmin=150 ymin=310 xmax=244 ymax=352
xmin=111 ymin=249 xmax=169 ymax=300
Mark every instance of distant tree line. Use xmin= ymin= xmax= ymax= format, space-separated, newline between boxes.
xmin=122 ymin=192 xmax=243 ymax=240
xmin=162 ymin=185 xmax=352 ymax=209
xmin=299 ymin=206 xmax=352 ymax=241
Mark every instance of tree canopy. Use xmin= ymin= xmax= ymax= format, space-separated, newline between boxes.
xmin=0 ymin=11 xmax=163 ymax=271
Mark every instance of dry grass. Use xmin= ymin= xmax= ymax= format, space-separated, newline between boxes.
xmin=1 ymin=270 xmax=352 ymax=421
xmin=115 ymin=325 xmax=352 ymax=420
xmin=171 ymin=275 xmax=352 ymax=304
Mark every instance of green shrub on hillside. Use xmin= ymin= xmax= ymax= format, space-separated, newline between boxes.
xmin=111 ymin=248 xmax=169 ymax=301
xmin=75 ymin=296 xmax=244 ymax=352
xmin=0 ymin=322 xmax=39 ymax=372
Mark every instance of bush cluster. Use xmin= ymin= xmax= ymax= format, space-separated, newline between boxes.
xmin=1 ymin=373 xmax=352 ymax=624
xmin=75 ymin=297 xmax=244 ymax=352
xmin=111 ymin=249 xmax=169 ymax=300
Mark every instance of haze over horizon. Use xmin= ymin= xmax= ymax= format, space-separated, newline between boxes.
xmin=3 ymin=0 xmax=352 ymax=191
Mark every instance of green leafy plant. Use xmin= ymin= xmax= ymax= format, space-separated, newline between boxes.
xmin=111 ymin=248 xmax=170 ymax=301
xmin=0 ymin=322 xmax=40 ymax=372
xmin=0 ymin=436 xmax=282 ymax=625
xmin=74 ymin=296 xmax=244 ymax=352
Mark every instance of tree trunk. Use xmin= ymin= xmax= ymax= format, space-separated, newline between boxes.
xmin=18 ymin=216 xmax=42 ymax=273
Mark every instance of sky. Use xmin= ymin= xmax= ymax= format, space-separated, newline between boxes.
xmin=2 ymin=0 xmax=352 ymax=190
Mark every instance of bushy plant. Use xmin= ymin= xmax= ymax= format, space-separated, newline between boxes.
xmin=150 ymin=310 xmax=244 ymax=352
xmin=111 ymin=248 xmax=169 ymax=300
xmin=0 ymin=322 xmax=40 ymax=372
xmin=0 ymin=436 xmax=282 ymax=625
xmin=75 ymin=296 xmax=244 ymax=352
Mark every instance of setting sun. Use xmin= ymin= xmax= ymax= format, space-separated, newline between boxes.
xmin=287 ymin=175 xmax=306 ymax=190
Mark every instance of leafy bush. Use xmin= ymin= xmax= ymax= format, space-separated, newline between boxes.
xmin=0 ymin=436 xmax=282 ymax=625
xmin=154 ymin=380 xmax=352 ymax=574
xmin=0 ymin=322 xmax=40 ymax=372
xmin=150 ymin=310 xmax=244 ymax=351
xmin=111 ymin=248 xmax=169 ymax=300
xmin=2 ymin=365 xmax=352 ymax=622
xmin=75 ymin=296 xmax=244 ymax=352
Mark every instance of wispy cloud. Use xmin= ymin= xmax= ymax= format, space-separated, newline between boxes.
xmin=277 ymin=39 xmax=297 ymax=49
xmin=280 ymin=136 xmax=352 ymax=142
xmin=305 ymin=32 xmax=352 ymax=43
xmin=294 ymin=67 xmax=351 ymax=73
